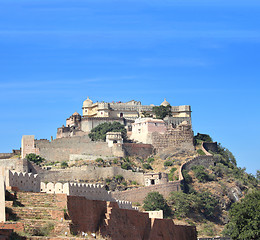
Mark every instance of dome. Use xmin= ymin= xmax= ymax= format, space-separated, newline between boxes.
xmin=160 ymin=98 xmax=170 ymax=106
xmin=83 ymin=97 xmax=93 ymax=107
xmin=72 ymin=111 xmax=80 ymax=116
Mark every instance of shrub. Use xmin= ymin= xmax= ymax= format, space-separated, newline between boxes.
xmin=147 ymin=157 xmax=155 ymax=164
xmin=25 ymin=153 xmax=45 ymax=165
xmin=121 ymin=162 xmax=132 ymax=170
xmin=193 ymin=133 xmax=213 ymax=146
xmin=88 ymin=121 xmax=127 ymax=141
xmin=60 ymin=161 xmax=68 ymax=169
xmin=168 ymin=167 xmax=177 ymax=181
xmin=131 ymin=181 xmax=138 ymax=185
xmin=142 ymin=163 xmax=153 ymax=170
xmin=164 ymin=161 xmax=173 ymax=167
xmin=113 ymin=159 xmax=118 ymax=164
xmin=197 ymin=191 xmax=219 ymax=219
xmin=168 ymin=192 xmax=199 ymax=218
xmin=95 ymin=158 xmax=104 ymax=163
xmin=143 ymin=192 xmax=171 ymax=217
xmin=115 ymin=175 xmax=123 ymax=182
xmin=197 ymin=149 xmax=206 ymax=155
xmin=191 ymin=165 xmax=214 ymax=182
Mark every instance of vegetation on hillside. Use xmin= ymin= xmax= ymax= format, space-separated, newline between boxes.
xmin=25 ymin=153 xmax=45 ymax=165
xmin=223 ymin=190 xmax=260 ymax=240
xmin=143 ymin=192 xmax=171 ymax=217
xmin=88 ymin=121 xmax=127 ymax=141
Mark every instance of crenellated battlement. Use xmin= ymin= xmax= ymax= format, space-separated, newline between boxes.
xmin=5 ymin=170 xmax=41 ymax=192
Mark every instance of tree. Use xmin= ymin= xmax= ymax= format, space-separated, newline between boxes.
xmin=88 ymin=121 xmax=127 ymax=141
xmin=152 ymin=105 xmax=172 ymax=119
xmin=143 ymin=192 xmax=171 ymax=217
xmin=223 ymin=190 xmax=260 ymax=240
xmin=193 ymin=133 xmax=213 ymax=146
xmin=25 ymin=153 xmax=45 ymax=165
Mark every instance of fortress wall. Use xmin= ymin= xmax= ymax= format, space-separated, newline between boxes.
xmin=0 ymin=153 xmax=13 ymax=159
xmin=0 ymin=159 xmax=28 ymax=173
xmin=5 ymin=170 xmax=40 ymax=192
xmin=40 ymin=166 xmax=145 ymax=185
xmin=123 ymin=143 xmax=154 ymax=158
xmin=111 ymin=181 xmax=181 ymax=203
xmin=202 ymin=142 xmax=218 ymax=153
xmin=34 ymin=135 xmax=116 ymax=162
xmin=41 ymin=182 xmax=137 ymax=210
xmin=152 ymin=126 xmax=194 ymax=153
xmin=41 ymin=182 xmax=115 ymax=202
xmin=66 ymin=195 xmax=197 ymax=240
xmin=181 ymin=155 xmax=218 ymax=172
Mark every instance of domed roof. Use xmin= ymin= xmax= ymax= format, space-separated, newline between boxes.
xmin=72 ymin=111 xmax=80 ymax=116
xmin=83 ymin=97 xmax=93 ymax=107
xmin=160 ymin=98 xmax=170 ymax=106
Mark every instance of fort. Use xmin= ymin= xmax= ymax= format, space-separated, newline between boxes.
xmin=0 ymin=97 xmax=207 ymax=239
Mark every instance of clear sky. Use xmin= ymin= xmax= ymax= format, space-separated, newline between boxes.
xmin=0 ymin=0 xmax=259 ymax=174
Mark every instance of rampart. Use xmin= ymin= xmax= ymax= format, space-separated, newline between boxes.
xmin=5 ymin=170 xmax=40 ymax=192
xmin=181 ymin=155 xmax=219 ymax=172
xmin=152 ymin=124 xmax=194 ymax=153
xmin=0 ymin=158 xmax=28 ymax=172
xmin=123 ymin=143 xmax=154 ymax=158
xmin=39 ymin=166 xmax=145 ymax=185
xmin=202 ymin=142 xmax=218 ymax=153
xmin=41 ymin=182 xmax=137 ymax=210
xmin=22 ymin=135 xmax=125 ymax=162
xmin=66 ymin=195 xmax=197 ymax=240
xmin=111 ymin=181 xmax=181 ymax=203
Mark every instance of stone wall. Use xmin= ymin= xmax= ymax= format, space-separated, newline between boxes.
xmin=203 ymin=142 xmax=218 ymax=153
xmin=0 ymin=159 xmax=28 ymax=172
xmin=66 ymin=195 xmax=197 ymax=240
xmin=152 ymin=124 xmax=194 ymax=153
xmin=181 ymin=155 xmax=219 ymax=172
xmin=41 ymin=182 xmax=114 ymax=202
xmin=40 ymin=166 xmax=145 ymax=185
xmin=111 ymin=181 xmax=181 ymax=203
xmin=123 ymin=143 xmax=154 ymax=158
xmin=5 ymin=170 xmax=41 ymax=192
xmin=0 ymin=174 xmax=5 ymax=222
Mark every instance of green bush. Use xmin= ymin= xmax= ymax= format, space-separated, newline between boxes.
xmin=193 ymin=133 xmax=213 ymax=146
xmin=60 ymin=161 xmax=68 ymax=169
xmin=197 ymin=149 xmax=206 ymax=155
xmin=168 ymin=167 xmax=177 ymax=181
xmin=164 ymin=161 xmax=173 ymax=167
xmin=113 ymin=159 xmax=118 ymax=164
xmin=223 ymin=190 xmax=260 ymax=240
xmin=25 ymin=153 xmax=45 ymax=165
xmin=168 ymin=192 xmax=199 ymax=218
xmin=142 ymin=163 xmax=153 ymax=170
xmin=131 ymin=181 xmax=138 ymax=185
xmin=115 ymin=175 xmax=124 ymax=182
xmin=88 ymin=121 xmax=127 ymax=142
xmin=121 ymin=162 xmax=132 ymax=170
xmin=95 ymin=158 xmax=104 ymax=163
xmin=191 ymin=165 xmax=214 ymax=183
xmin=143 ymin=192 xmax=171 ymax=217
xmin=152 ymin=105 xmax=172 ymax=119
xmin=147 ymin=157 xmax=155 ymax=164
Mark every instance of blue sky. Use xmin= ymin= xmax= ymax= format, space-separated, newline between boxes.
xmin=0 ymin=0 xmax=259 ymax=174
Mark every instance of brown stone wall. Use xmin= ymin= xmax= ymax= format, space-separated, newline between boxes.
xmin=112 ymin=181 xmax=181 ymax=203
xmin=123 ymin=143 xmax=154 ymax=158
xmin=66 ymin=195 xmax=197 ymax=240
xmin=152 ymin=125 xmax=194 ymax=153
xmin=67 ymin=196 xmax=107 ymax=233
